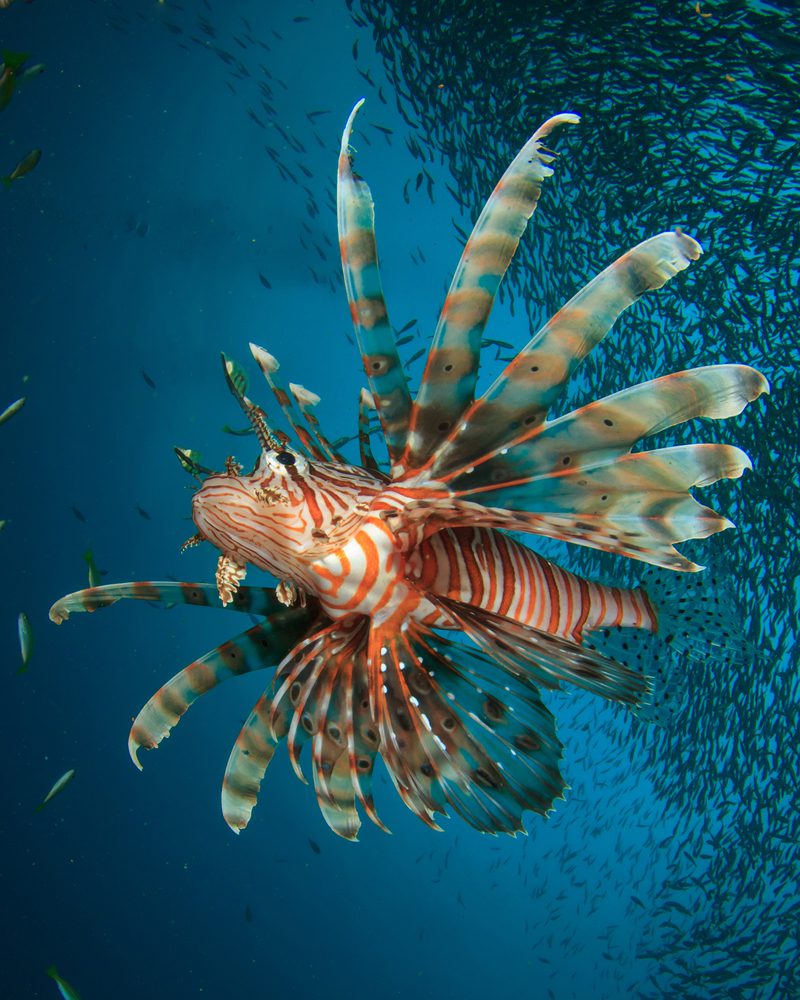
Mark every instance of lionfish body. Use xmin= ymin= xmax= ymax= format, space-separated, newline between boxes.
xmin=50 ymin=102 xmax=768 ymax=840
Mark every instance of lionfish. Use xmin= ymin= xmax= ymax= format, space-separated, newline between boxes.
xmin=50 ymin=102 xmax=767 ymax=840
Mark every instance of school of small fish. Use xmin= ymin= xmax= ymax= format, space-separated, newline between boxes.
xmin=342 ymin=2 xmax=799 ymax=997
xmin=0 ymin=48 xmax=44 ymax=187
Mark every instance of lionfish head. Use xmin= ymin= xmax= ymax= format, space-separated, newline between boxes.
xmin=191 ymin=444 xmax=313 ymax=577
xmin=185 ymin=348 xmax=323 ymax=579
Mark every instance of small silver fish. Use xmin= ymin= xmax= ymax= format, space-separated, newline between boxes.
xmin=19 ymin=62 xmax=46 ymax=82
xmin=2 ymin=148 xmax=41 ymax=188
xmin=17 ymin=611 xmax=32 ymax=672
xmin=0 ymin=397 xmax=25 ymax=425
xmin=36 ymin=769 xmax=76 ymax=812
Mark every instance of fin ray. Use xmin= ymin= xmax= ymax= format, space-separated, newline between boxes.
xmin=402 ymin=113 xmax=580 ymax=473
xmin=338 ymin=99 xmax=412 ymax=463
xmin=129 ymin=607 xmax=315 ymax=768
xmin=415 ymin=231 xmax=703 ymax=480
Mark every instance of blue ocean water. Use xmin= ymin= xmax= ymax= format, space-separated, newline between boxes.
xmin=2 ymin=2 xmax=797 ymax=998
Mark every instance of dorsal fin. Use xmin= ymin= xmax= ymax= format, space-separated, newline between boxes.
xmin=398 ymin=113 xmax=580 ymax=475
xmin=337 ymin=99 xmax=412 ymax=466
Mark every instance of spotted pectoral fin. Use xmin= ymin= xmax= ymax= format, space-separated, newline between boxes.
xmin=49 ymin=581 xmax=290 ymax=623
xmin=409 ymin=628 xmax=566 ymax=823
xmin=466 ymin=443 xmax=751 ymax=570
xmin=222 ymin=616 xmax=381 ymax=840
xmin=399 ymin=438 xmax=752 ymax=571
xmin=372 ymin=622 xmax=566 ymax=832
xmin=128 ymin=606 xmax=319 ymax=768
xmin=219 ymin=609 xmax=566 ymax=837
xmin=432 ymin=595 xmax=649 ymax=706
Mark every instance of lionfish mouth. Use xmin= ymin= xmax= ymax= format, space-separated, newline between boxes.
xmin=190 ymin=476 xmax=244 ymax=546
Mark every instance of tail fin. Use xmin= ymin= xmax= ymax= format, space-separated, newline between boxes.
xmin=586 ymin=567 xmax=755 ymax=724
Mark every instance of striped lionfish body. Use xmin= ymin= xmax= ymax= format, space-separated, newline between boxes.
xmin=50 ymin=102 xmax=768 ymax=840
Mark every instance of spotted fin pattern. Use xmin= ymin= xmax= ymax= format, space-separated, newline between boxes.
xmin=418 ymin=231 xmax=705 ymax=480
xmin=222 ymin=617 xmax=379 ymax=840
xmin=373 ymin=622 xmax=565 ymax=833
xmin=440 ymin=365 xmax=767 ymax=488
xmin=405 ymin=627 xmax=565 ymax=828
xmin=401 ymin=113 xmax=580 ymax=474
xmin=221 ymin=612 xmax=567 ymax=839
xmin=390 ymin=362 xmax=766 ymax=572
xmin=432 ymin=594 xmax=649 ymax=704
xmin=129 ymin=606 xmax=316 ymax=768
xmin=423 ymin=365 xmax=769 ymax=570
xmin=396 ymin=439 xmax=752 ymax=572
xmin=338 ymin=99 xmax=412 ymax=463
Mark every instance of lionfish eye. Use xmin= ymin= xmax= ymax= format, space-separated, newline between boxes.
xmin=275 ymin=451 xmax=296 ymax=466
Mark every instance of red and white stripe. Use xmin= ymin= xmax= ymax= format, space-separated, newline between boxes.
xmin=407 ymin=526 xmax=656 ymax=642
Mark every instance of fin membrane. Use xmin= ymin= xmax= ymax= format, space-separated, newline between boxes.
xmin=221 ymin=613 xmax=567 ymax=838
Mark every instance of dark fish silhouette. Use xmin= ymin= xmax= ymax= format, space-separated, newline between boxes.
xmin=2 ymin=148 xmax=41 ymax=189
xmin=135 ymin=505 xmax=151 ymax=520
xmin=308 ymin=838 xmax=321 ymax=855
xmin=140 ymin=369 xmax=156 ymax=390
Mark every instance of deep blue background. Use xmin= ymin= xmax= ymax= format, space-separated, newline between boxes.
xmin=2 ymin=2 xmax=796 ymax=999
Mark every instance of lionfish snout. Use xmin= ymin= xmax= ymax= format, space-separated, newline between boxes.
xmin=191 ymin=474 xmax=256 ymax=554
xmin=191 ymin=472 xmax=294 ymax=575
